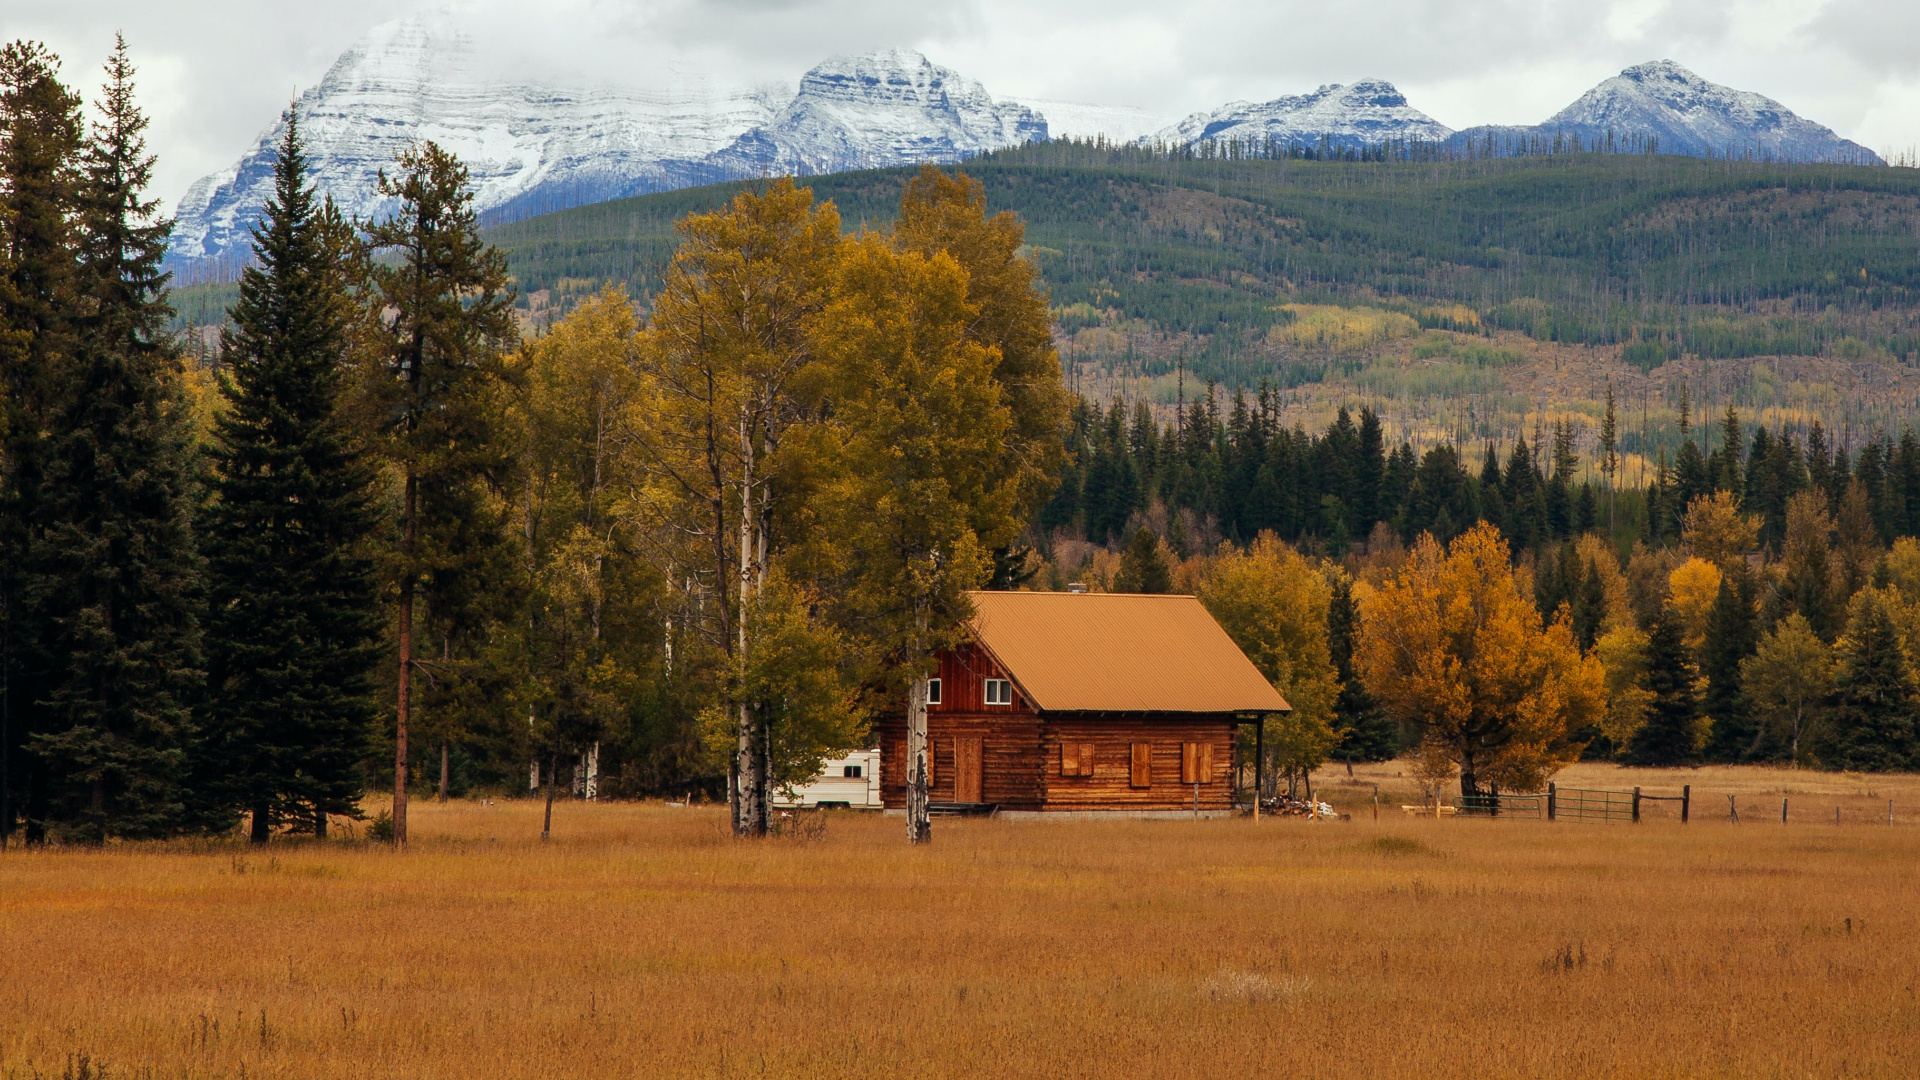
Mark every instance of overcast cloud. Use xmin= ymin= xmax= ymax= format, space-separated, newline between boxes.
xmin=10 ymin=0 xmax=1919 ymax=213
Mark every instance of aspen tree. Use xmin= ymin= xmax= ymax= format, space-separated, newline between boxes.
xmin=806 ymin=234 xmax=1018 ymax=844
xmin=627 ymin=179 xmax=839 ymax=838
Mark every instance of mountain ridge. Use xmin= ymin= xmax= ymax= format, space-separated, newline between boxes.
xmin=169 ymin=30 xmax=1886 ymax=273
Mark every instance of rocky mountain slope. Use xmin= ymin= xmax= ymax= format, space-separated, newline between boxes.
xmin=172 ymin=23 xmax=1883 ymax=273
xmin=169 ymin=17 xmax=1044 ymax=269
xmin=1150 ymin=79 xmax=1453 ymax=150
xmin=1442 ymin=61 xmax=1879 ymax=163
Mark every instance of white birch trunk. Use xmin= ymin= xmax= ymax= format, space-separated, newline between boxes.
xmin=734 ymin=412 xmax=762 ymax=837
xmin=585 ymin=742 xmax=599 ymax=801
xmin=907 ymin=675 xmax=931 ymax=844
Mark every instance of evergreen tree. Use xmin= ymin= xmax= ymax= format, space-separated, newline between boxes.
xmin=355 ymin=141 xmax=518 ymax=848
xmin=204 ymin=112 xmax=383 ymax=842
xmin=1113 ymin=527 xmax=1171 ymax=594
xmin=1477 ymin=443 xmax=1504 ymax=530
xmin=1626 ymin=607 xmax=1704 ymax=766
xmin=1700 ymin=563 xmax=1759 ymax=761
xmin=27 ymin=39 xmax=204 ymax=840
xmin=1823 ymin=590 xmax=1917 ymax=771
xmin=1572 ymin=557 xmax=1606 ymax=652
xmin=1327 ymin=574 xmax=1395 ymax=761
xmin=0 ymin=40 xmax=84 ymax=845
xmin=1716 ymin=406 xmax=1743 ymax=494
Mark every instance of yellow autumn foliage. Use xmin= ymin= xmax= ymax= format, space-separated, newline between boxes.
xmin=1270 ymin=304 xmax=1419 ymax=355
xmin=1354 ymin=523 xmax=1605 ymax=795
xmin=1666 ymin=557 xmax=1723 ymax=657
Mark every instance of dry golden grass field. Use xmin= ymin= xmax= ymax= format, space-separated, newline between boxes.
xmin=4 ymin=762 xmax=1920 ymax=1080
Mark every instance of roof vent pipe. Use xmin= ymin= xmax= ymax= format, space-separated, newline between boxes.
xmin=1066 ymin=583 xmax=1088 ymax=594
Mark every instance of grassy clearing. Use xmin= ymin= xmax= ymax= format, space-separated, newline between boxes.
xmin=4 ymin=765 xmax=1919 ymax=1079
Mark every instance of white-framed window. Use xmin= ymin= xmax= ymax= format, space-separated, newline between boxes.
xmin=842 ymin=764 xmax=863 ymax=778
xmin=984 ymin=678 xmax=1013 ymax=706
xmin=926 ymin=678 xmax=942 ymax=706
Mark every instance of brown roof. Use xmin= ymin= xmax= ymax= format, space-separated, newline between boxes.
xmin=965 ymin=591 xmax=1291 ymax=714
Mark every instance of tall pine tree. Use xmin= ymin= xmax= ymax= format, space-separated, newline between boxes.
xmin=1626 ymin=607 xmax=1704 ymax=766
xmin=1327 ymin=574 xmax=1395 ymax=761
xmin=0 ymin=40 xmax=84 ymax=846
xmin=355 ymin=142 xmax=517 ymax=849
xmin=205 ymin=112 xmax=383 ymax=842
xmin=1823 ymin=590 xmax=1917 ymax=771
xmin=28 ymin=38 xmax=204 ymax=841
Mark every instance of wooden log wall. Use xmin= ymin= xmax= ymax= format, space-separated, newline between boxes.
xmin=874 ymin=709 xmax=1239 ymax=813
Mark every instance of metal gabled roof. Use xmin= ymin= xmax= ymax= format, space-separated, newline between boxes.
xmin=965 ymin=591 xmax=1291 ymax=715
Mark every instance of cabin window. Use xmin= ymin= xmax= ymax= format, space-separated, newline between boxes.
xmin=984 ymin=678 xmax=1012 ymax=706
xmin=842 ymin=765 xmax=863 ymax=779
xmin=1130 ymin=742 xmax=1152 ymax=788
xmin=925 ymin=678 xmax=942 ymax=706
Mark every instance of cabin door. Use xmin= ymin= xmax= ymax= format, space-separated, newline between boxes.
xmin=954 ymin=737 xmax=984 ymax=803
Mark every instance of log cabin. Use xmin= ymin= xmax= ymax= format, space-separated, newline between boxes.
xmin=874 ymin=590 xmax=1291 ymax=817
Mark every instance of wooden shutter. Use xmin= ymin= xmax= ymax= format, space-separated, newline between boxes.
xmin=955 ymin=737 xmax=984 ymax=803
xmin=1181 ymin=742 xmax=1216 ymax=784
xmin=1060 ymin=742 xmax=1095 ymax=777
xmin=1130 ymin=742 xmax=1151 ymax=789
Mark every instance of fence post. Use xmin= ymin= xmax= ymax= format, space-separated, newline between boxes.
xmin=1632 ymin=786 xmax=1641 ymax=824
xmin=1782 ymin=797 xmax=1789 ymax=824
xmin=1681 ymin=784 xmax=1690 ymax=824
xmin=1547 ymin=781 xmax=1556 ymax=822
xmin=1728 ymin=794 xmax=1738 ymax=822
xmin=1891 ymin=800 xmax=1896 ymax=826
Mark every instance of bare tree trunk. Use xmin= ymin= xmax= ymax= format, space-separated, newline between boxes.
xmin=314 ymin=808 xmax=327 ymax=840
xmin=907 ymin=675 xmax=931 ymax=844
xmin=542 ymin=750 xmax=558 ymax=840
xmin=250 ymin=800 xmax=270 ymax=844
xmin=438 ymin=742 xmax=449 ymax=802
xmin=585 ymin=742 xmax=599 ymax=801
xmin=394 ymin=474 xmax=415 ymax=851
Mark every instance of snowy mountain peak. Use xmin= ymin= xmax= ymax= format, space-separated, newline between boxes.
xmin=724 ymin=49 xmax=1045 ymax=176
xmin=1153 ymin=79 xmax=1453 ymax=149
xmin=169 ymin=29 xmax=1043 ymax=270
xmin=1540 ymin=60 xmax=1879 ymax=163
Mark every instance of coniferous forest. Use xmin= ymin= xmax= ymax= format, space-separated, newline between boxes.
xmin=11 ymin=40 xmax=1920 ymax=848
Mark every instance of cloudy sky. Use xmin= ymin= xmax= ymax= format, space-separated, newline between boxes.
xmin=13 ymin=0 xmax=1919 ymax=212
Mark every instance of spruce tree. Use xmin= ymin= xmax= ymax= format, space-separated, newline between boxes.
xmin=1572 ymin=558 xmax=1606 ymax=653
xmin=1700 ymin=565 xmax=1759 ymax=761
xmin=205 ymin=112 xmax=382 ymax=842
xmin=1113 ymin=527 xmax=1171 ymax=593
xmin=28 ymin=38 xmax=203 ymax=841
xmin=1824 ymin=590 xmax=1917 ymax=772
xmin=1626 ymin=607 xmax=1704 ymax=766
xmin=0 ymin=40 xmax=84 ymax=845
xmin=1328 ymin=575 xmax=1395 ymax=761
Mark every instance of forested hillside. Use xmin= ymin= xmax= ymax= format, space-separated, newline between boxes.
xmin=174 ymin=145 xmax=1920 ymax=466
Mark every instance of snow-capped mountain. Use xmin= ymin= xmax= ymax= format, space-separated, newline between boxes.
xmin=169 ymin=18 xmax=1044 ymax=269
xmin=1150 ymin=79 xmax=1453 ymax=150
xmin=1444 ymin=61 xmax=1880 ymax=164
xmin=703 ymin=49 xmax=1044 ymax=178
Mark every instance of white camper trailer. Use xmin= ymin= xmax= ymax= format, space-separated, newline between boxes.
xmin=769 ymin=748 xmax=883 ymax=809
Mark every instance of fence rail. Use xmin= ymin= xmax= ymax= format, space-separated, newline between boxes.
xmin=1457 ymin=792 xmax=1545 ymax=819
xmin=1545 ymin=783 xmax=1690 ymax=823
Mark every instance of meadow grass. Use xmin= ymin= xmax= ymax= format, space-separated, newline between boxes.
xmin=3 ymin=763 xmax=1918 ymax=1079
